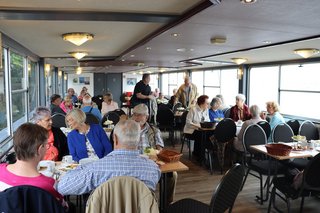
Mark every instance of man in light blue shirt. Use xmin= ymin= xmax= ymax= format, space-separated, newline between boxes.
xmin=57 ymin=120 xmax=161 ymax=195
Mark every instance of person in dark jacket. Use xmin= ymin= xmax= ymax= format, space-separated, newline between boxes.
xmin=33 ymin=107 xmax=69 ymax=161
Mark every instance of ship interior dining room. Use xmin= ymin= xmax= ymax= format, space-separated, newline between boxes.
xmin=1 ymin=0 xmax=320 ymax=212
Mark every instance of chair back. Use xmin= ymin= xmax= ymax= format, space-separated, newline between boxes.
xmin=210 ymin=164 xmax=245 ymax=213
xmin=0 ymin=185 xmax=65 ymax=213
xmin=173 ymin=102 xmax=183 ymax=112
xmin=92 ymin=95 xmax=103 ymax=111
xmin=286 ymin=119 xmax=300 ymax=136
xmin=243 ymin=124 xmax=267 ymax=154
xmin=257 ymin=121 xmax=271 ymax=139
xmin=113 ymin=109 xmax=126 ymax=117
xmin=272 ymin=123 xmax=294 ymax=143
xmin=180 ymin=110 xmax=189 ymax=128
xmin=86 ymin=176 xmax=159 ymax=213
xmin=102 ymin=111 xmax=120 ymax=127
xmin=85 ymin=113 xmax=100 ymax=125
xmin=51 ymin=113 xmax=66 ymax=128
xmin=223 ymin=108 xmax=231 ymax=119
xmin=214 ymin=118 xmax=236 ymax=143
xmin=302 ymin=153 xmax=320 ymax=191
xmin=156 ymin=107 xmax=174 ymax=127
xmin=299 ymin=120 xmax=319 ymax=140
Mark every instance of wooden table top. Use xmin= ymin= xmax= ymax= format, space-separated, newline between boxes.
xmin=160 ymin=161 xmax=189 ymax=173
xmin=250 ymin=144 xmax=320 ymax=160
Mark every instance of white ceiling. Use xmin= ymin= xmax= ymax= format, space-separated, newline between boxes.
xmin=1 ymin=0 xmax=320 ymax=74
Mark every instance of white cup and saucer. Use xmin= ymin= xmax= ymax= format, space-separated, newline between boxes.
xmin=38 ymin=160 xmax=55 ymax=177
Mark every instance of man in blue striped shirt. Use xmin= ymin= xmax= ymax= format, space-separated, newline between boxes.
xmin=56 ymin=120 xmax=161 ymax=195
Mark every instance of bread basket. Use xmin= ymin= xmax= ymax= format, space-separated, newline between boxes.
xmin=265 ymin=143 xmax=292 ymax=156
xmin=157 ymin=150 xmax=182 ymax=162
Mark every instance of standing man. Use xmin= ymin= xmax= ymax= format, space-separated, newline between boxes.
xmin=175 ymin=75 xmax=198 ymax=108
xmin=130 ymin=74 xmax=153 ymax=107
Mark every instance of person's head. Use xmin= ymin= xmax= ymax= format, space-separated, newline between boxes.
xmin=33 ymin=107 xmax=52 ymax=130
xmin=63 ymin=96 xmax=73 ymax=107
xmin=142 ymin=74 xmax=150 ymax=84
xmin=82 ymin=86 xmax=88 ymax=92
xmin=184 ymin=76 xmax=191 ymax=87
xmin=14 ymin=123 xmax=48 ymax=161
xmin=235 ymin=94 xmax=246 ymax=107
xmin=197 ymin=95 xmax=209 ymax=110
xmin=172 ymin=88 xmax=177 ymax=95
xmin=159 ymin=93 xmax=164 ymax=99
xmin=113 ymin=120 xmax=140 ymax=150
xmin=103 ymin=92 xmax=113 ymax=103
xmin=169 ymin=95 xmax=177 ymax=105
xmin=132 ymin=104 xmax=149 ymax=127
xmin=266 ymin=101 xmax=280 ymax=115
xmin=66 ymin=108 xmax=86 ymax=129
xmin=249 ymin=105 xmax=261 ymax=118
xmin=155 ymin=88 xmax=159 ymax=93
xmin=82 ymin=93 xmax=92 ymax=105
xmin=216 ymin=94 xmax=225 ymax=104
xmin=67 ymin=88 xmax=75 ymax=96
xmin=210 ymin=97 xmax=221 ymax=110
xmin=50 ymin=94 xmax=62 ymax=106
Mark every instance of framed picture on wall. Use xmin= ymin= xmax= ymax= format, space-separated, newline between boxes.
xmin=79 ymin=77 xmax=90 ymax=85
xmin=127 ymin=78 xmax=136 ymax=85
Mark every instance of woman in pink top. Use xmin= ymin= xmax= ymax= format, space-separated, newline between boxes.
xmin=59 ymin=96 xmax=73 ymax=114
xmin=101 ymin=92 xmax=119 ymax=116
xmin=0 ymin=123 xmax=67 ymax=209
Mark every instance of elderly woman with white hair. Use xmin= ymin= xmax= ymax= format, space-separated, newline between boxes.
xmin=229 ymin=94 xmax=251 ymax=122
xmin=33 ymin=106 xmax=69 ymax=161
xmin=261 ymin=101 xmax=285 ymax=130
xmin=65 ymin=109 xmax=112 ymax=162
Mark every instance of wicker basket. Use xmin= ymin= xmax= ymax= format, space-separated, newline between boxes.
xmin=157 ymin=150 xmax=182 ymax=162
xmin=265 ymin=144 xmax=292 ymax=156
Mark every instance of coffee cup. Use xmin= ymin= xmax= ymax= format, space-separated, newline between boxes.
xmin=38 ymin=160 xmax=55 ymax=173
xmin=62 ymin=155 xmax=73 ymax=164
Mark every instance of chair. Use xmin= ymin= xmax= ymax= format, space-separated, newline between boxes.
xmin=92 ymin=95 xmax=103 ymax=111
xmin=85 ymin=176 xmax=159 ymax=213
xmin=51 ymin=113 xmax=66 ymax=128
xmin=286 ymin=119 xmax=300 ymax=136
xmin=272 ymin=123 xmax=294 ymax=143
xmin=85 ymin=113 xmax=100 ymax=125
xmin=257 ymin=121 xmax=271 ymax=139
xmin=299 ymin=120 xmax=319 ymax=140
xmin=223 ymin=108 xmax=231 ymax=119
xmin=0 ymin=185 xmax=65 ymax=213
xmin=113 ymin=108 xmax=126 ymax=117
xmin=180 ymin=111 xmax=192 ymax=159
xmin=101 ymin=111 xmax=120 ymax=127
xmin=268 ymin=153 xmax=320 ymax=213
xmin=165 ymin=164 xmax=245 ymax=213
xmin=156 ymin=107 xmax=175 ymax=145
xmin=241 ymin=124 xmax=283 ymax=205
xmin=209 ymin=118 xmax=236 ymax=174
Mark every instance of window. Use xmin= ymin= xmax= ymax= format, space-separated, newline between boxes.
xmin=220 ymin=69 xmax=239 ymax=107
xmin=161 ymin=72 xmax=185 ymax=96
xmin=249 ymin=66 xmax=279 ymax=110
xmin=149 ymin=74 xmax=159 ymax=92
xmin=191 ymin=71 xmax=203 ymax=96
xmin=28 ymin=60 xmax=38 ymax=117
xmin=0 ymin=48 xmax=8 ymax=142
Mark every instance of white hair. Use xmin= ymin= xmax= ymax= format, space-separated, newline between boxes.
xmin=32 ymin=107 xmax=51 ymax=123
xmin=236 ymin=94 xmax=246 ymax=102
xmin=113 ymin=120 xmax=140 ymax=148
xmin=82 ymin=96 xmax=92 ymax=104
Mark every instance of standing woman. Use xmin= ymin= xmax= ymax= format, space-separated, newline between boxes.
xmin=33 ymin=107 xmax=69 ymax=161
xmin=65 ymin=109 xmax=112 ymax=162
xmin=229 ymin=94 xmax=251 ymax=122
xmin=101 ymin=92 xmax=119 ymax=116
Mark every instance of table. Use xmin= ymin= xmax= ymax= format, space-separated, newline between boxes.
xmin=159 ymin=161 xmax=189 ymax=212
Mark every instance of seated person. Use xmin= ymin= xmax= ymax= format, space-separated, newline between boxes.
xmin=261 ymin=101 xmax=285 ymax=130
xmin=233 ymin=105 xmax=264 ymax=152
xmin=0 ymin=123 xmax=68 ymax=210
xmin=66 ymin=109 xmax=112 ymax=162
xmin=132 ymin=103 xmax=177 ymax=204
xmin=33 ymin=107 xmax=69 ymax=161
xmin=167 ymin=95 xmax=178 ymax=110
xmin=216 ymin=94 xmax=229 ymax=111
xmin=157 ymin=93 xmax=168 ymax=105
xmin=56 ymin=120 xmax=161 ymax=195
xmin=209 ymin=97 xmax=224 ymax=122
xmin=229 ymin=94 xmax=251 ymax=122
xmin=81 ymin=93 xmax=101 ymax=122
xmin=101 ymin=92 xmax=119 ymax=117
xmin=67 ymin=88 xmax=78 ymax=104
xmin=58 ymin=96 xmax=73 ymax=115
xmin=51 ymin=94 xmax=68 ymax=115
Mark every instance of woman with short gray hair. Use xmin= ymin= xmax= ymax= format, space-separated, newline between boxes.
xmin=33 ymin=106 xmax=69 ymax=161
xmin=229 ymin=94 xmax=251 ymax=122
xmin=209 ymin=97 xmax=224 ymax=122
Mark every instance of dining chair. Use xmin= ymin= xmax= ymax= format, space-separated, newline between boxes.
xmin=156 ymin=107 xmax=175 ymax=145
xmin=241 ymin=124 xmax=284 ymax=205
xmin=165 ymin=164 xmax=245 ymax=213
xmin=257 ymin=121 xmax=271 ymax=139
xmin=0 ymin=185 xmax=65 ymax=213
xmin=112 ymin=108 xmax=126 ymax=117
xmin=51 ymin=113 xmax=67 ymax=128
xmin=286 ymin=119 xmax=300 ymax=136
xmin=272 ymin=123 xmax=294 ymax=143
xmin=223 ymin=108 xmax=231 ymax=119
xmin=180 ymin=111 xmax=192 ymax=159
xmin=268 ymin=153 xmax=320 ymax=213
xmin=86 ymin=176 xmax=159 ymax=213
xmin=85 ymin=113 xmax=100 ymax=125
xmin=299 ymin=120 xmax=319 ymax=140
xmin=102 ymin=111 xmax=120 ymax=127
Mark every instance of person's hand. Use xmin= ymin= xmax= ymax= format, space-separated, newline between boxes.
xmin=260 ymin=111 xmax=267 ymax=120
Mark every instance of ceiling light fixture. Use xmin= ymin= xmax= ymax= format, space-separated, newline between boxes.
xmin=210 ymin=36 xmax=227 ymax=44
xmin=76 ymin=66 xmax=82 ymax=75
xmin=69 ymin=52 xmax=88 ymax=60
xmin=240 ymin=0 xmax=257 ymax=4
xmin=62 ymin=32 xmax=94 ymax=46
xmin=231 ymin=58 xmax=248 ymax=65
xmin=294 ymin=48 xmax=320 ymax=58
xmin=171 ymin=33 xmax=180 ymax=37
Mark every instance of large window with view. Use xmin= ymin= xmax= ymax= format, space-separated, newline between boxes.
xmin=28 ymin=60 xmax=38 ymax=117
xmin=0 ymin=48 xmax=8 ymax=142
xmin=161 ymin=72 xmax=185 ymax=97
